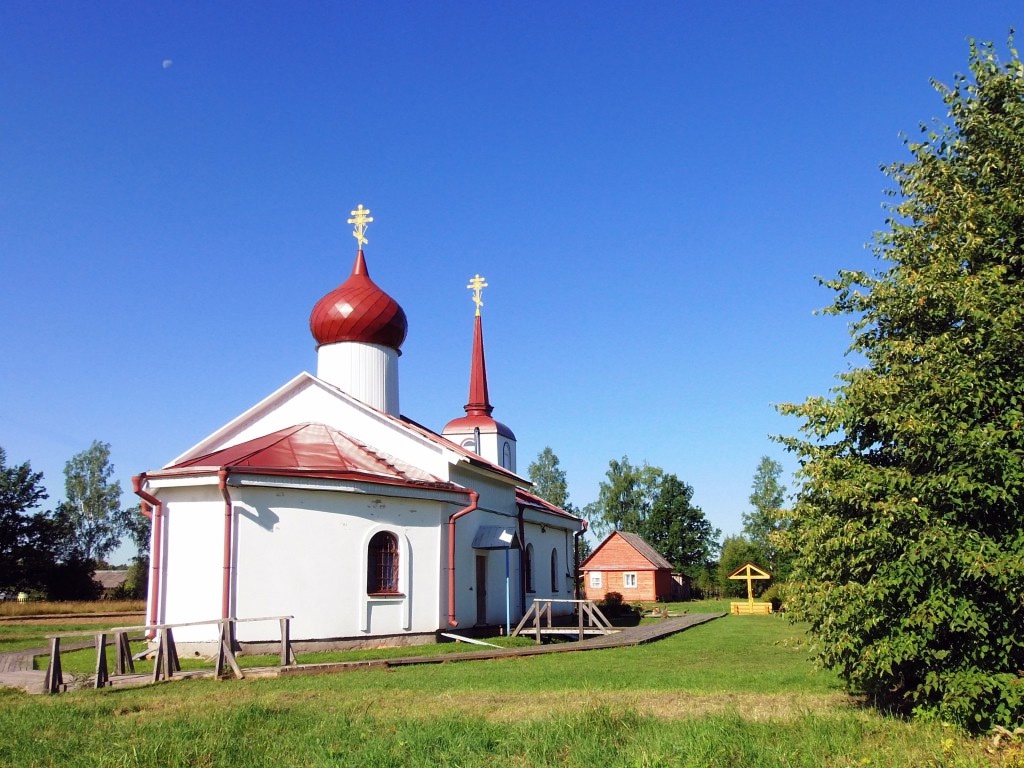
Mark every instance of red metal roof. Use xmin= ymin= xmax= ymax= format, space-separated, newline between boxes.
xmin=158 ymin=422 xmax=455 ymax=490
xmin=515 ymin=487 xmax=584 ymax=523
xmin=309 ymin=250 xmax=408 ymax=350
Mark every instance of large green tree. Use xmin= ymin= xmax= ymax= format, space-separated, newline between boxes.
xmin=59 ymin=441 xmax=127 ymax=563
xmin=0 ymin=447 xmax=49 ymax=593
xmin=741 ymin=456 xmax=791 ymax=579
xmin=527 ymin=447 xmax=569 ymax=508
xmin=0 ymin=447 xmax=99 ymax=599
xmin=779 ymin=39 xmax=1024 ymax=730
xmin=589 ymin=456 xmax=662 ymax=537
xmin=644 ymin=473 xmax=720 ymax=574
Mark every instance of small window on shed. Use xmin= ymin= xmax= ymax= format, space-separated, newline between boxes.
xmin=589 ymin=572 xmax=602 ymax=589
xmin=623 ymin=572 xmax=637 ymax=589
xmin=367 ymin=531 xmax=400 ymax=594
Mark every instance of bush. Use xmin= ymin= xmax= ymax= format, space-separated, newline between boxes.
xmin=762 ymin=585 xmax=785 ymax=613
xmin=601 ymin=591 xmax=624 ymax=612
xmin=113 ymin=557 xmax=148 ymax=600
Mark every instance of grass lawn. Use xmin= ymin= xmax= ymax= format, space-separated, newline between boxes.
xmin=2 ymin=602 xmax=1020 ymax=766
xmin=0 ymin=599 xmax=145 ymax=618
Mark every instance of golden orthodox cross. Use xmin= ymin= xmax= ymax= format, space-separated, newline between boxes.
xmin=348 ymin=204 xmax=373 ymax=247
xmin=467 ymin=274 xmax=488 ymax=316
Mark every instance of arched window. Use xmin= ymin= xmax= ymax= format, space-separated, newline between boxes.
xmin=525 ymin=543 xmax=535 ymax=593
xmin=502 ymin=442 xmax=512 ymax=469
xmin=367 ymin=531 xmax=400 ymax=594
xmin=550 ymin=548 xmax=559 ymax=592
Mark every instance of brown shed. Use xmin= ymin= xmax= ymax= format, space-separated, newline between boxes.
xmin=579 ymin=531 xmax=682 ymax=603
xmin=92 ymin=569 xmax=129 ymax=598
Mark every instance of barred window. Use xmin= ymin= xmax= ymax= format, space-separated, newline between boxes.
xmin=367 ymin=531 xmax=400 ymax=594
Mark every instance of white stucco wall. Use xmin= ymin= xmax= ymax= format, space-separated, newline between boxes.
xmin=153 ymin=485 xmax=227 ymax=642
xmin=230 ymin=485 xmax=447 ymax=641
xmin=442 ymin=427 xmax=517 ymax=473
xmin=522 ymin=523 xmax=578 ymax=608
xmin=316 ymin=341 xmax=400 ymax=416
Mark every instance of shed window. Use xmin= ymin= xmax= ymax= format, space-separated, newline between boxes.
xmin=623 ymin=572 xmax=637 ymax=589
xmin=589 ymin=572 xmax=602 ymax=589
xmin=367 ymin=531 xmax=400 ymax=594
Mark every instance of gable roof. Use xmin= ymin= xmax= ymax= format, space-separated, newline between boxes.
xmin=726 ymin=561 xmax=772 ymax=580
xmin=580 ymin=530 xmax=673 ymax=571
xmin=166 ymin=372 xmax=528 ymax=488
xmin=93 ymin=570 xmax=129 ymax=590
xmin=150 ymin=422 xmax=459 ymax=492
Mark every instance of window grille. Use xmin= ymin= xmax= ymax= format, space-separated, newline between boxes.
xmin=368 ymin=531 xmax=400 ymax=594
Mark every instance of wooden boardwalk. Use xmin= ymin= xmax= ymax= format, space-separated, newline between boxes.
xmin=0 ymin=613 xmax=724 ymax=694
xmin=280 ymin=613 xmax=724 ymax=677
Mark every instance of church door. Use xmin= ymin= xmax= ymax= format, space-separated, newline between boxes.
xmin=475 ymin=555 xmax=487 ymax=625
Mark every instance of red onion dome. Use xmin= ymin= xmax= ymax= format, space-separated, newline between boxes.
xmin=310 ymin=251 xmax=408 ymax=350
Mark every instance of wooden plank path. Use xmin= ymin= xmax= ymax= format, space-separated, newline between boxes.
xmin=0 ymin=613 xmax=724 ymax=693
xmin=279 ymin=613 xmax=725 ymax=678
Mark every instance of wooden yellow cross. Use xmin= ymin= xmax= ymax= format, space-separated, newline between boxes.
xmin=727 ymin=562 xmax=772 ymax=609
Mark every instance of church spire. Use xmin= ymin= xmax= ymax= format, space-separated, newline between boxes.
xmin=464 ymin=275 xmax=493 ymax=417
xmin=442 ymin=274 xmax=516 ymax=471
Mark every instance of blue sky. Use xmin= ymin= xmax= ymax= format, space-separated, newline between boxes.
xmin=1 ymin=2 xmax=1018 ymax=561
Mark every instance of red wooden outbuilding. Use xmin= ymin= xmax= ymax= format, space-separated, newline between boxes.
xmin=579 ymin=531 xmax=685 ymax=603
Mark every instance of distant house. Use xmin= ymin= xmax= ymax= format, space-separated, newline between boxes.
xmin=92 ymin=570 xmax=129 ymax=598
xmin=580 ymin=531 xmax=686 ymax=603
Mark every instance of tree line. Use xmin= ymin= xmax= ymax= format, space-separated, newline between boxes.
xmin=0 ymin=441 xmax=149 ymax=600
xmin=527 ymin=447 xmax=790 ymax=598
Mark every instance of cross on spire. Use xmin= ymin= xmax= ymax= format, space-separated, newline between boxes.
xmin=467 ymin=274 xmax=488 ymax=316
xmin=348 ymin=204 xmax=373 ymax=248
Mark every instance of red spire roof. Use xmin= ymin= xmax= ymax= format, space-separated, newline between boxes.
xmin=466 ymin=315 xmax=492 ymax=417
xmin=443 ymin=313 xmax=515 ymax=439
xmin=309 ymin=250 xmax=408 ymax=350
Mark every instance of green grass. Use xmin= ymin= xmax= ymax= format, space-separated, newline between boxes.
xmin=0 ymin=623 xmax=139 ymax=654
xmin=2 ymin=603 xmax=1019 ymax=766
xmin=0 ymin=599 xmax=145 ymax=617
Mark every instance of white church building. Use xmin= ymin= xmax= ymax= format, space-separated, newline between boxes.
xmin=132 ymin=206 xmax=584 ymax=646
